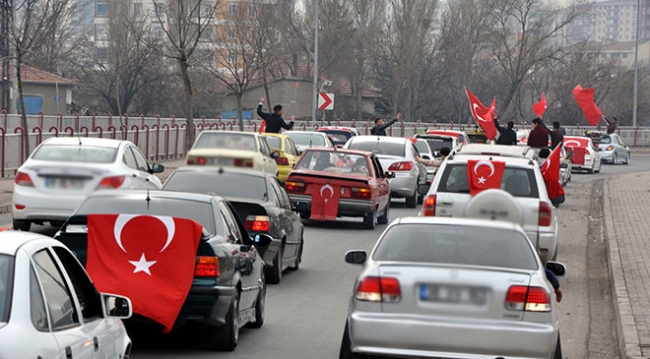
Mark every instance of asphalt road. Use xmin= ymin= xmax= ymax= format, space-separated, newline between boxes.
xmin=5 ymin=156 xmax=648 ymax=359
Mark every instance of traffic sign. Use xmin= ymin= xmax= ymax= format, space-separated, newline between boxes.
xmin=318 ymin=92 xmax=334 ymax=110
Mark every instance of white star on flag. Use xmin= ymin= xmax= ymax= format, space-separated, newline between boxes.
xmin=478 ymin=176 xmax=487 ymax=185
xmin=324 ymin=199 xmax=328 ymax=204
xmin=129 ymin=253 xmax=157 ymax=275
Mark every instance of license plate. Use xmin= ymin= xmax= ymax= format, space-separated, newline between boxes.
xmin=419 ymin=284 xmax=488 ymax=305
xmin=44 ymin=177 xmax=84 ymax=189
xmin=209 ymin=158 xmax=233 ymax=165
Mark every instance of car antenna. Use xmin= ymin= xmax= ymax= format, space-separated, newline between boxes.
xmin=145 ymin=189 xmax=151 ymax=209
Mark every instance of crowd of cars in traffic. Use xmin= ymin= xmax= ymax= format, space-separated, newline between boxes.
xmin=0 ymin=125 xmax=628 ymax=358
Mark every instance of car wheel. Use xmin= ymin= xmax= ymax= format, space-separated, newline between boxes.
xmin=554 ymin=333 xmax=562 ymax=359
xmin=209 ymin=290 xmax=240 ymax=351
xmin=378 ymin=201 xmax=390 ymax=225
xmin=289 ymin=238 xmax=303 ymax=271
xmin=266 ymin=245 xmax=283 ymax=284
xmin=12 ymin=220 xmax=30 ymax=231
xmin=405 ymin=193 xmax=417 ymax=208
xmin=340 ymin=323 xmax=366 ymax=359
xmin=248 ymin=273 xmax=266 ymax=328
xmin=587 ymin=166 xmax=594 ymax=174
xmin=363 ymin=210 xmax=376 ymax=230
xmin=624 ymin=154 xmax=630 ymax=165
xmin=299 ymin=211 xmax=309 ymax=220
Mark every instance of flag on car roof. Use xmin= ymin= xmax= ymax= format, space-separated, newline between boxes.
xmin=465 ymin=89 xmax=497 ymax=141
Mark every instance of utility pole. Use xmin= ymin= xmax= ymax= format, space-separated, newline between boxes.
xmin=311 ymin=0 xmax=319 ymax=123
xmin=633 ymin=0 xmax=641 ymax=127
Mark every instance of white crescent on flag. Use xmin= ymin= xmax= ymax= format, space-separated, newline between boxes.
xmin=473 ymin=160 xmax=495 ymax=177
xmin=472 ymin=103 xmax=489 ymax=123
xmin=564 ymin=140 xmax=583 ymax=148
xmin=320 ymin=184 xmax=334 ymax=203
xmin=114 ymin=214 xmax=176 ymax=253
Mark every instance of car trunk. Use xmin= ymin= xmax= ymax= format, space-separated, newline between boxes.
xmin=23 ymin=162 xmax=113 ymax=195
xmin=376 ymin=155 xmax=403 ymax=172
xmin=289 ymin=172 xmax=371 ymax=200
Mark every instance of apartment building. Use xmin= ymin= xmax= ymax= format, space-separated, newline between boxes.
xmin=590 ymin=0 xmax=650 ymax=42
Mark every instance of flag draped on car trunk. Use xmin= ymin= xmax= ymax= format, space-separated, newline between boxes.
xmin=467 ymin=159 xmax=506 ymax=196
xmin=533 ymin=93 xmax=547 ymax=118
xmin=573 ymin=85 xmax=602 ymax=126
xmin=541 ymin=146 xmax=565 ymax=199
xmin=86 ymin=214 xmax=203 ymax=332
xmin=465 ymin=88 xmax=497 ymax=140
xmin=310 ymin=183 xmax=340 ymax=221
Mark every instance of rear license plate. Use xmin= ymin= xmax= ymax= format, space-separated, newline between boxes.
xmin=209 ymin=158 xmax=233 ymax=165
xmin=419 ymin=284 xmax=488 ymax=305
xmin=44 ymin=177 xmax=84 ymax=189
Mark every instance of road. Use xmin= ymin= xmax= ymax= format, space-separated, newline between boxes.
xmin=6 ymin=155 xmax=649 ymax=359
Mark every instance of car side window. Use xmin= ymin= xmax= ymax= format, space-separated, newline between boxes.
xmin=52 ymin=247 xmax=102 ymax=322
xmin=32 ymin=249 xmax=80 ymax=331
xmin=122 ymin=147 xmax=138 ymax=170
xmin=617 ymin=137 xmax=625 ymax=146
xmin=218 ymin=202 xmax=242 ymax=243
xmin=130 ymin=147 xmax=150 ymax=172
xmin=411 ymin=144 xmax=420 ymax=157
xmin=259 ymin=138 xmax=271 ymax=157
xmin=372 ymin=157 xmax=383 ymax=178
xmin=271 ymin=178 xmax=291 ymax=209
xmin=285 ymin=139 xmax=297 ymax=156
xmin=29 ymin=266 xmax=49 ymax=331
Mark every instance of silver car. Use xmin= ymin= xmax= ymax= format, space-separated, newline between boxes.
xmin=344 ymin=136 xmax=426 ymax=208
xmin=590 ymin=133 xmax=630 ymax=164
xmin=284 ymin=131 xmax=335 ymax=155
xmin=340 ymin=217 xmax=565 ymax=359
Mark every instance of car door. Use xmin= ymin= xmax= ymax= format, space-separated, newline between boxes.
xmin=130 ymin=146 xmax=162 ymax=189
xmin=270 ymin=178 xmax=301 ymax=260
xmin=372 ymin=155 xmax=391 ymax=207
xmin=258 ymin=138 xmax=277 ymax=175
xmin=31 ymin=248 xmax=96 ymax=359
xmin=284 ymin=138 xmax=299 ymax=168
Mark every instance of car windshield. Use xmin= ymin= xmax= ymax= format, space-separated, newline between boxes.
xmin=320 ymin=130 xmax=352 ymax=144
xmin=76 ymin=197 xmax=220 ymax=235
xmin=164 ymin=171 xmax=268 ymax=201
xmin=287 ymin=133 xmax=326 ymax=147
xmin=264 ymin=136 xmax=282 ymax=149
xmin=347 ymin=140 xmax=405 ymax=157
xmin=193 ymin=132 xmax=257 ymax=151
xmin=0 ymin=254 xmax=13 ymax=324
xmin=31 ymin=145 xmax=117 ymax=163
xmin=437 ymin=163 xmax=539 ymax=198
xmin=424 ymin=137 xmax=454 ymax=151
xmin=373 ymin=224 xmax=538 ymax=270
xmin=414 ymin=141 xmax=429 ymax=154
xmin=295 ymin=151 xmax=370 ymax=176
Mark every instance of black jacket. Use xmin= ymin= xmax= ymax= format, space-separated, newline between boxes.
xmin=257 ymin=104 xmax=294 ymax=133
xmin=550 ymin=130 xmax=564 ymax=149
xmin=494 ymin=119 xmax=517 ymax=145
xmin=370 ymin=118 xmax=397 ymax=136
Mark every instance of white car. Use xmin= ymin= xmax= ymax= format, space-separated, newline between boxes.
xmin=186 ymin=131 xmax=279 ymax=176
xmin=0 ymin=230 xmax=132 ymax=359
xmin=284 ymin=131 xmax=335 ymax=155
xmin=12 ymin=137 xmax=165 ymax=231
xmin=563 ymin=136 xmax=601 ymax=174
xmin=588 ymin=132 xmax=630 ymax=164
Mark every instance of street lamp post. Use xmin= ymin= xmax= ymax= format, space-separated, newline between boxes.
xmin=633 ymin=0 xmax=641 ymax=127
xmin=311 ymin=0 xmax=319 ymax=123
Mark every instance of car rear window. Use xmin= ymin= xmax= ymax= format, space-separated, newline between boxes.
xmin=264 ymin=136 xmax=282 ymax=149
xmin=164 ymin=172 xmax=268 ymax=201
xmin=295 ymin=151 xmax=370 ymax=176
xmin=287 ymin=133 xmax=326 ymax=146
xmin=320 ymin=131 xmax=352 ymax=144
xmin=424 ymin=138 xmax=453 ymax=151
xmin=193 ymin=132 xmax=257 ymax=151
xmin=347 ymin=140 xmax=405 ymax=157
xmin=31 ymin=145 xmax=117 ymax=163
xmin=0 ymin=254 xmax=13 ymax=323
xmin=373 ymin=224 xmax=538 ymax=270
xmin=437 ymin=163 xmax=539 ymax=198
xmin=414 ymin=141 xmax=429 ymax=154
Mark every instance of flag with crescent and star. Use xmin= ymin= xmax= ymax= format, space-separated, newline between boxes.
xmin=310 ymin=183 xmax=340 ymax=221
xmin=541 ymin=145 xmax=565 ymax=199
xmin=86 ymin=214 xmax=203 ymax=332
xmin=563 ymin=138 xmax=587 ymax=165
xmin=467 ymin=159 xmax=506 ymax=196
xmin=465 ymin=88 xmax=497 ymax=140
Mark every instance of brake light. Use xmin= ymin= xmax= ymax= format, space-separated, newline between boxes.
xmin=350 ymin=187 xmax=371 ymax=199
xmin=244 ymin=215 xmax=271 ymax=232
xmin=285 ymin=181 xmax=305 ymax=193
xmin=423 ymin=194 xmax=436 ymax=216
xmin=197 ymin=157 xmax=207 ymax=165
xmin=388 ymin=161 xmax=413 ymax=171
xmin=356 ymin=276 xmax=400 ymax=303
xmin=186 ymin=157 xmax=195 ymax=165
xmin=506 ymin=285 xmax=551 ymax=312
xmin=96 ymin=175 xmax=125 ymax=189
xmin=14 ymin=171 xmax=34 ymax=187
xmin=195 ymin=256 xmax=220 ymax=277
xmin=538 ymin=201 xmax=552 ymax=226
xmin=234 ymin=158 xmax=254 ymax=167
xmin=275 ymin=157 xmax=289 ymax=165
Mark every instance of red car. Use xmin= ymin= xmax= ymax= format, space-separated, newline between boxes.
xmin=284 ymin=148 xmax=392 ymax=229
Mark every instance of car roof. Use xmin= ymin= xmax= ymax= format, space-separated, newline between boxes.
xmin=199 ymin=130 xmax=257 ymax=136
xmin=350 ymin=135 xmax=410 ymax=144
xmin=171 ymin=166 xmax=270 ymax=179
xmin=285 ymin=131 xmax=326 ymax=136
xmin=416 ymin=134 xmax=457 ymax=140
xmin=427 ymin=129 xmax=466 ymax=135
xmin=0 ymin=231 xmax=54 ymax=256
xmin=302 ymin=147 xmax=370 ymax=156
xmin=86 ymin=189 xmax=222 ymax=204
xmin=565 ymin=135 xmax=592 ymax=141
xmin=318 ymin=126 xmax=358 ymax=132
xmin=43 ymin=137 xmax=124 ymax=148
xmin=395 ymin=216 xmax=522 ymax=231
xmin=457 ymin=144 xmax=537 ymax=159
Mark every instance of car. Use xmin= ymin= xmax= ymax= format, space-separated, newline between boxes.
xmin=424 ymin=129 xmax=469 ymax=148
xmin=409 ymin=138 xmax=437 ymax=183
xmin=340 ymin=217 xmax=565 ymax=359
xmin=54 ymin=190 xmax=273 ymax=351
xmin=466 ymin=128 xmax=490 ymax=144
xmin=262 ymin=133 xmax=301 ymax=182
xmin=586 ymin=132 xmax=630 ymax=164
xmin=344 ymin=136 xmax=427 ymax=208
xmin=284 ymin=131 xmax=335 ymax=155
xmin=12 ymin=137 xmax=165 ymax=232
xmin=285 ymin=148 xmax=392 ymax=229
xmin=163 ymin=167 xmax=304 ymax=284
xmin=415 ymin=133 xmax=461 ymax=153
xmin=0 ymin=230 xmax=133 ymax=359
xmin=186 ymin=131 xmax=279 ymax=176
xmin=563 ymin=136 xmax=601 ymax=174
xmin=317 ymin=126 xmax=360 ymax=148
xmin=559 ymin=146 xmax=572 ymax=186
xmin=417 ymin=144 xmax=559 ymax=263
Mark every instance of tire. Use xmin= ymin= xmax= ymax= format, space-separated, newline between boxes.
xmin=377 ymin=201 xmax=390 ymax=225
xmin=266 ymin=245 xmax=282 ymax=284
xmin=554 ymin=333 xmax=562 ymax=359
xmin=405 ymin=192 xmax=417 ymax=208
xmin=624 ymin=154 xmax=630 ymax=165
xmin=289 ymin=238 xmax=302 ymax=271
xmin=248 ymin=272 xmax=266 ymax=328
xmin=587 ymin=167 xmax=594 ymax=174
xmin=12 ymin=220 xmax=30 ymax=231
xmin=339 ymin=324 xmax=365 ymax=359
xmin=613 ymin=154 xmax=618 ymax=165
xmin=300 ymin=211 xmax=309 ymax=220
xmin=363 ymin=210 xmax=376 ymax=230
xmin=209 ymin=290 xmax=240 ymax=351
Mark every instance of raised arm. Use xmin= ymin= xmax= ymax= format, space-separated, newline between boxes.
xmin=257 ymin=97 xmax=270 ymax=120
xmin=281 ymin=116 xmax=295 ymax=130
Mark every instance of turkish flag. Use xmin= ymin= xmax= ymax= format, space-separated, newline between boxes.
xmin=564 ymin=137 xmax=587 ymax=165
xmin=310 ymin=183 xmax=340 ymax=221
xmin=568 ymin=146 xmax=586 ymax=165
xmin=259 ymin=120 xmax=267 ymax=133
xmin=573 ymin=85 xmax=603 ymax=126
xmin=467 ymin=159 xmax=506 ymax=196
xmin=465 ymin=88 xmax=497 ymax=140
xmin=533 ymin=93 xmax=547 ymax=118
xmin=541 ymin=146 xmax=565 ymax=199
xmin=86 ymin=214 xmax=203 ymax=333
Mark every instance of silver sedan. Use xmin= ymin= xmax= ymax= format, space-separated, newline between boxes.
xmin=340 ymin=217 xmax=566 ymax=359
xmin=592 ymin=133 xmax=630 ymax=164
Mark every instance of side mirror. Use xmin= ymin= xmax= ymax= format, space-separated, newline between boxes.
xmin=271 ymin=151 xmax=281 ymax=159
xmin=422 ymin=155 xmax=431 ymax=160
xmin=384 ymin=171 xmax=396 ymax=179
xmin=101 ymin=293 xmax=132 ymax=319
xmin=252 ymin=233 xmax=274 ymax=247
xmin=345 ymin=250 xmax=367 ymax=265
xmin=545 ymin=261 xmax=566 ymax=277
xmin=151 ymin=163 xmax=165 ymax=174
xmin=417 ymin=183 xmax=431 ymax=196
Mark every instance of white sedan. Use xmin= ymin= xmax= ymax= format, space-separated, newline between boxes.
xmin=0 ymin=230 xmax=132 ymax=359
xmin=12 ymin=137 xmax=165 ymax=231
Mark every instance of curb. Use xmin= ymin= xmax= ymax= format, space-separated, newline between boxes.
xmin=604 ymin=177 xmax=646 ymax=359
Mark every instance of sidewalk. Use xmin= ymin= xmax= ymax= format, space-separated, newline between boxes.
xmin=605 ymin=171 xmax=650 ymax=359
xmin=0 ymin=159 xmax=186 ymax=215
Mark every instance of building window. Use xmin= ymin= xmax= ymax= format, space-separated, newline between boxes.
xmin=228 ymin=28 xmax=236 ymax=40
xmin=228 ymin=52 xmax=236 ymax=64
xmin=229 ymin=4 xmax=238 ymax=15
xmin=152 ymin=25 xmax=165 ymax=39
xmin=200 ymin=26 xmax=214 ymax=41
xmin=134 ymin=3 xmax=143 ymax=16
xmin=249 ymin=5 xmax=256 ymax=17
xmin=154 ymin=2 xmax=165 ymax=16
xmin=94 ymin=24 xmax=108 ymax=40
xmin=97 ymin=47 xmax=108 ymax=63
xmin=201 ymin=2 xmax=214 ymax=16
xmin=96 ymin=0 xmax=108 ymax=17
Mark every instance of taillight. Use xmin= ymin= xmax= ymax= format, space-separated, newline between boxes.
xmin=244 ymin=215 xmax=271 ymax=232
xmin=285 ymin=181 xmax=305 ymax=193
xmin=187 ymin=157 xmax=195 ymax=165
xmin=388 ymin=161 xmax=414 ymax=171
xmin=197 ymin=157 xmax=207 ymax=165
xmin=538 ymin=201 xmax=552 ymax=226
xmin=356 ymin=276 xmax=401 ymax=303
xmin=350 ymin=187 xmax=371 ymax=199
xmin=96 ymin=175 xmax=125 ymax=189
xmin=506 ymin=285 xmax=551 ymax=312
xmin=275 ymin=157 xmax=289 ymax=165
xmin=423 ymin=194 xmax=436 ymax=216
xmin=14 ymin=171 xmax=34 ymax=187
xmin=195 ymin=256 xmax=220 ymax=277
xmin=234 ymin=158 xmax=253 ymax=167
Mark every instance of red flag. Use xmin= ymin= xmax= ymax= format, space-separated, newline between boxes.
xmin=407 ymin=137 xmax=417 ymax=144
xmin=86 ymin=214 xmax=203 ymax=332
xmin=465 ymin=88 xmax=497 ymax=140
xmin=533 ymin=93 xmax=547 ymax=118
xmin=310 ymin=183 xmax=340 ymax=221
xmin=467 ymin=159 xmax=506 ymax=196
xmin=541 ymin=146 xmax=565 ymax=199
xmin=573 ymin=85 xmax=602 ymax=126
xmin=259 ymin=120 xmax=267 ymax=133
xmin=564 ymin=137 xmax=588 ymax=165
